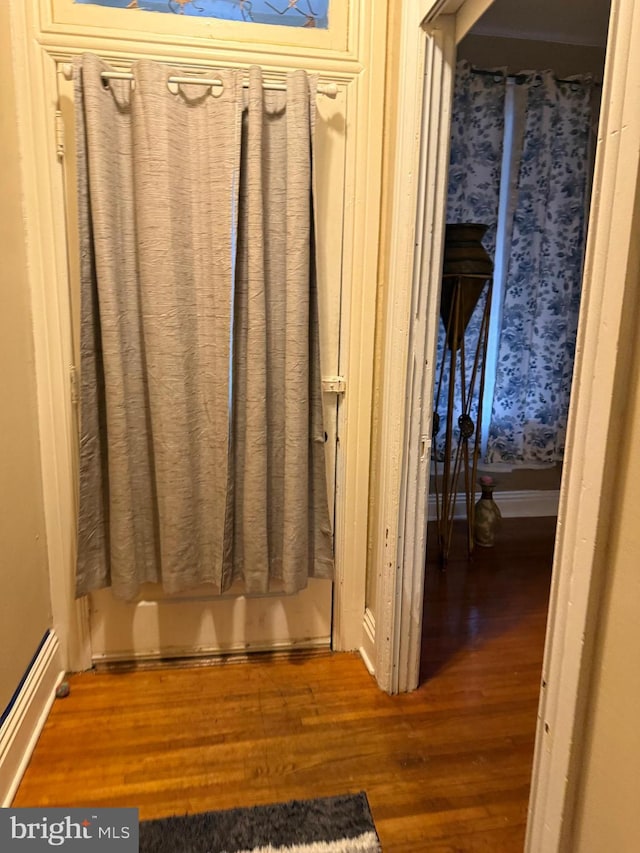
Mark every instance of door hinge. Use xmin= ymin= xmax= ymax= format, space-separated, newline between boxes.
xmin=55 ymin=110 xmax=65 ymax=160
xmin=321 ymin=376 xmax=346 ymax=394
xmin=70 ymin=365 xmax=79 ymax=406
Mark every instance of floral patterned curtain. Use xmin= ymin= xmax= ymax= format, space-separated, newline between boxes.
xmin=485 ymin=72 xmax=594 ymax=463
xmin=434 ymin=62 xmax=506 ymax=461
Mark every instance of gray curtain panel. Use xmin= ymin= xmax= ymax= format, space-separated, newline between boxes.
xmin=74 ymin=55 xmax=333 ymax=599
xmin=233 ymin=67 xmax=333 ymax=594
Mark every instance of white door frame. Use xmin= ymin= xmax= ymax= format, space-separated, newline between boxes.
xmin=371 ymin=0 xmax=496 ymax=695
xmin=9 ymin=0 xmax=388 ymax=671
xmin=375 ymin=1 xmax=640 ymax=851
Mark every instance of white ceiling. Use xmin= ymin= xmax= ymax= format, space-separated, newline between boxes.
xmin=472 ymin=0 xmax=611 ymax=47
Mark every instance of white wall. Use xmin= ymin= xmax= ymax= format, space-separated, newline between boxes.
xmin=459 ymin=33 xmax=606 ymax=79
xmin=0 ymin=3 xmax=53 ymax=713
xmin=569 ymin=176 xmax=640 ymax=851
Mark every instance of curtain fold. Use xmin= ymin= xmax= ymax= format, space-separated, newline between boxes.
xmin=75 ymin=55 xmax=333 ymax=599
xmin=231 ymin=67 xmax=333 ymax=594
xmin=444 ymin=62 xmax=594 ymax=465
xmin=486 ymin=72 xmax=593 ymax=463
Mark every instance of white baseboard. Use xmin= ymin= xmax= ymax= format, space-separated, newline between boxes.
xmin=359 ymin=609 xmax=376 ymax=676
xmin=428 ymin=489 xmax=560 ymax=521
xmin=0 ymin=630 xmax=65 ymax=806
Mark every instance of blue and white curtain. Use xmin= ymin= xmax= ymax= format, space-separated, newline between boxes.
xmin=443 ymin=62 xmax=595 ymax=465
xmin=434 ymin=62 xmax=506 ymax=460
xmin=485 ymin=71 xmax=593 ymax=462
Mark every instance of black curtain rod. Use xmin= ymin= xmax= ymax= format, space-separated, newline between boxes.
xmin=470 ymin=67 xmax=599 ymax=87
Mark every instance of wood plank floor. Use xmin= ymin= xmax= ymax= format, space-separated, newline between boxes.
xmin=14 ymin=517 xmax=555 ymax=851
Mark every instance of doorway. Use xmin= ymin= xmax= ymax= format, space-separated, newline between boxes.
xmin=438 ymin=0 xmax=607 ymax=508
xmin=424 ymin=0 xmax=610 ymax=673
xmin=55 ymin=63 xmax=347 ymax=665
xmin=376 ymin=0 xmax=640 ymax=848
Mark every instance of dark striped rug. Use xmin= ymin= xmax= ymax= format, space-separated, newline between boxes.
xmin=139 ymin=793 xmax=381 ymax=852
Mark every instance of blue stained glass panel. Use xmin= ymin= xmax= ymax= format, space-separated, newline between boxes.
xmin=74 ymin=0 xmax=329 ymax=28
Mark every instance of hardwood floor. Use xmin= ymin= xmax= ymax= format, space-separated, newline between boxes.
xmin=14 ymin=517 xmax=555 ymax=851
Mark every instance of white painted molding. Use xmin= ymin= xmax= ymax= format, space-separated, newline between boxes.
xmin=454 ymin=0 xmax=494 ymax=42
xmin=420 ymin=1 xmax=461 ymax=25
xmin=9 ymin=1 xmax=93 ymax=673
xmin=359 ymin=647 xmax=376 ymax=677
xmin=428 ymin=489 xmax=560 ymax=520
xmin=395 ymin=17 xmax=457 ymax=695
xmin=359 ymin=608 xmax=376 ymax=676
xmin=526 ymin=1 xmax=640 ymax=850
xmin=371 ymin=0 xmax=429 ymax=695
xmin=373 ymin=9 xmax=457 ymax=695
xmin=0 ymin=632 xmax=65 ymax=807
xmin=420 ymin=0 xmax=490 ymax=31
xmin=92 ymin=636 xmax=329 ymax=666
xmin=330 ymin=0 xmax=389 ymax=652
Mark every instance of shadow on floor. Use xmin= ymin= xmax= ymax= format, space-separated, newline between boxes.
xmin=420 ymin=516 xmax=556 ymax=683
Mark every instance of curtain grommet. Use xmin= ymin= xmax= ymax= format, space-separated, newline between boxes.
xmin=210 ymin=78 xmax=224 ymax=98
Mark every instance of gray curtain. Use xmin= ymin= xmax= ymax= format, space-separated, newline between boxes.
xmin=74 ymin=54 xmax=333 ymax=600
